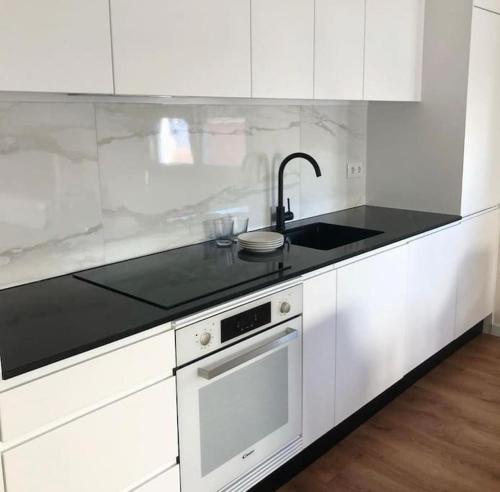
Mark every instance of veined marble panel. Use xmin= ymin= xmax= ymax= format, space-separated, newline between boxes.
xmin=96 ymin=104 xmax=302 ymax=263
xmin=299 ymin=103 xmax=367 ymax=219
xmin=0 ymin=98 xmax=367 ymax=290
xmin=0 ymin=102 xmax=103 ymax=289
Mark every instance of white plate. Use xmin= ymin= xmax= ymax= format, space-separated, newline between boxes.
xmin=238 ymin=231 xmax=284 ymax=244
xmin=239 ymin=241 xmax=284 ymax=248
xmin=240 ymin=245 xmax=281 ymax=253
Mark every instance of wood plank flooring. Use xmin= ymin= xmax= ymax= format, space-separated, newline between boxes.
xmin=280 ymin=334 xmax=500 ymax=492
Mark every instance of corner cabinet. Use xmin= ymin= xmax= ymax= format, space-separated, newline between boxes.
xmin=335 ymin=245 xmax=408 ymax=425
xmin=456 ymin=208 xmax=500 ymax=337
xmin=364 ymin=0 xmax=425 ymax=101
xmin=0 ymin=0 xmax=113 ymax=93
xmin=110 ymin=0 xmax=251 ymax=97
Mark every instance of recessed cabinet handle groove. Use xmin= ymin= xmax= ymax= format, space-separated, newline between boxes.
xmin=198 ymin=328 xmax=298 ymax=380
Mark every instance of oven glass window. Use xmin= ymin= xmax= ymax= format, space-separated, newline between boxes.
xmin=199 ymin=348 xmax=289 ymax=476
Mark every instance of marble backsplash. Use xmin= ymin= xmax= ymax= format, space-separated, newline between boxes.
xmin=0 ymin=99 xmax=367 ymax=289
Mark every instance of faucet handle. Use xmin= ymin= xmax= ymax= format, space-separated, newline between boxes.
xmin=284 ymin=197 xmax=294 ymax=222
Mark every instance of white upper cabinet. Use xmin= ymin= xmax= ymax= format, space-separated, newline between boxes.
xmin=314 ymin=0 xmax=365 ymax=100
xmin=335 ymin=246 xmax=408 ymax=425
xmin=111 ymin=0 xmax=251 ymax=97
xmin=0 ymin=0 xmax=113 ymax=93
xmin=475 ymin=0 xmax=500 ymax=13
xmin=456 ymin=209 xmax=499 ymax=338
xmin=251 ymin=0 xmax=314 ymax=99
xmin=406 ymin=226 xmax=460 ymax=373
xmin=364 ymin=0 xmax=425 ymax=101
xmin=461 ymin=7 xmax=500 ymax=216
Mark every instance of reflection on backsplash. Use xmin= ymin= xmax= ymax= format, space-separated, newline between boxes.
xmin=0 ymin=99 xmax=367 ymax=289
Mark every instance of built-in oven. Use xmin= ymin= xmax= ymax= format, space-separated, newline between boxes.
xmin=175 ymin=285 xmax=302 ymax=492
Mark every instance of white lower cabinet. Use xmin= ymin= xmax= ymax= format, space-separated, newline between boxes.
xmin=456 ymin=209 xmax=500 ymax=337
xmin=2 ymin=378 xmax=178 ymax=492
xmin=302 ymin=269 xmax=336 ymax=448
xmin=135 ymin=466 xmax=180 ymax=492
xmin=335 ymin=246 xmax=408 ymax=425
xmin=405 ymin=225 xmax=461 ymax=372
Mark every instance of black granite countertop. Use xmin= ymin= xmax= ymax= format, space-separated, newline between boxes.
xmin=0 ymin=206 xmax=460 ymax=379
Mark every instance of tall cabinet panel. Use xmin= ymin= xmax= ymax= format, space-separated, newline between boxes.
xmin=314 ymin=0 xmax=365 ymax=100
xmin=111 ymin=0 xmax=251 ymax=97
xmin=461 ymin=7 xmax=500 ymax=216
xmin=251 ymin=0 xmax=314 ymax=99
xmin=456 ymin=209 xmax=500 ymax=337
xmin=0 ymin=0 xmax=113 ymax=93
xmin=364 ymin=0 xmax=425 ymax=101
xmin=335 ymin=246 xmax=408 ymax=425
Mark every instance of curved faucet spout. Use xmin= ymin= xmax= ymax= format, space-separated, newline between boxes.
xmin=276 ymin=153 xmax=322 ymax=234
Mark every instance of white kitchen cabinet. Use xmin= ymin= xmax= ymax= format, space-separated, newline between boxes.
xmin=2 ymin=379 xmax=178 ymax=492
xmin=0 ymin=0 xmax=113 ymax=93
xmin=406 ymin=225 xmax=461 ymax=372
xmin=364 ymin=0 xmax=425 ymax=101
xmin=135 ymin=466 xmax=180 ymax=492
xmin=314 ymin=0 xmax=365 ymax=100
xmin=302 ymin=268 xmax=336 ymax=448
xmin=111 ymin=0 xmax=251 ymax=97
xmin=251 ymin=0 xmax=314 ymax=99
xmin=335 ymin=245 xmax=408 ymax=425
xmin=0 ymin=330 xmax=174 ymax=442
xmin=456 ymin=209 xmax=500 ymax=338
xmin=461 ymin=6 xmax=500 ymax=216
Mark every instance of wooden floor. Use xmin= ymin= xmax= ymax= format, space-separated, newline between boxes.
xmin=280 ymin=334 xmax=500 ymax=492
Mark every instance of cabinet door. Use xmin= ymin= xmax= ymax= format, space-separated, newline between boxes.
xmin=335 ymin=246 xmax=408 ymax=425
xmin=135 ymin=466 xmax=180 ymax=492
xmin=0 ymin=0 xmax=113 ymax=93
xmin=461 ymin=7 xmax=500 ymax=216
xmin=251 ymin=0 xmax=314 ymax=99
xmin=406 ymin=226 xmax=460 ymax=372
xmin=2 ymin=379 xmax=178 ymax=492
xmin=111 ymin=0 xmax=251 ymax=97
xmin=456 ymin=209 xmax=500 ymax=337
xmin=314 ymin=0 xmax=365 ymax=100
xmin=302 ymin=269 xmax=336 ymax=448
xmin=364 ymin=0 xmax=425 ymax=101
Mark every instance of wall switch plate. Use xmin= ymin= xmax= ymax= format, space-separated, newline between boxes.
xmin=347 ymin=162 xmax=364 ymax=179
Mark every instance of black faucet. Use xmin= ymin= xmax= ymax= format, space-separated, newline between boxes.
xmin=275 ymin=152 xmax=322 ymax=234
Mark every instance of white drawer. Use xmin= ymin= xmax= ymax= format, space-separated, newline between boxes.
xmin=2 ymin=378 xmax=178 ymax=492
xmin=135 ymin=466 xmax=180 ymax=492
xmin=0 ymin=330 xmax=174 ymax=442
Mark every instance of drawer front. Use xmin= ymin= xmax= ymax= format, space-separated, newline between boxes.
xmin=2 ymin=378 xmax=177 ymax=492
xmin=135 ymin=466 xmax=180 ymax=492
xmin=0 ymin=330 xmax=174 ymax=442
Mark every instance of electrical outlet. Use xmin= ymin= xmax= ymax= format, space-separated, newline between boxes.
xmin=347 ymin=162 xmax=364 ymax=179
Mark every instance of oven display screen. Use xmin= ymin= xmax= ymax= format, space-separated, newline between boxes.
xmin=220 ymin=302 xmax=272 ymax=343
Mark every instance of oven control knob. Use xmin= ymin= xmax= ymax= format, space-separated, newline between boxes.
xmin=280 ymin=301 xmax=291 ymax=314
xmin=199 ymin=332 xmax=212 ymax=346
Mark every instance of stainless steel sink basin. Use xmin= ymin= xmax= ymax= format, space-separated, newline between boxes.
xmin=286 ymin=222 xmax=383 ymax=251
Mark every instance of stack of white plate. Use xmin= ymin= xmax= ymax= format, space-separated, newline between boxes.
xmin=238 ymin=231 xmax=285 ymax=253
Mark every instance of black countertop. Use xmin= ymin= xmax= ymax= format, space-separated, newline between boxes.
xmin=0 ymin=206 xmax=460 ymax=380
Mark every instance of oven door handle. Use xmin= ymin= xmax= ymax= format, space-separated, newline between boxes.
xmin=197 ymin=327 xmax=298 ymax=380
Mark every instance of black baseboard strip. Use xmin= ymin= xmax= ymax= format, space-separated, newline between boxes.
xmin=250 ymin=322 xmax=483 ymax=492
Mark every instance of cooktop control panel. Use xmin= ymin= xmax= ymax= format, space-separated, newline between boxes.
xmin=175 ymin=284 xmax=302 ymax=366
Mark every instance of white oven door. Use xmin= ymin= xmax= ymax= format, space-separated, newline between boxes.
xmin=177 ymin=316 xmax=302 ymax=492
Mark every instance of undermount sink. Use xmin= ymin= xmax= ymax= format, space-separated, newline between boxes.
xmin=286 ymin=222 xmax=383 ymax=251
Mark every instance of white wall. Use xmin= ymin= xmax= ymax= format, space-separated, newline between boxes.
xmin=366 ymin=0 xmax=473 ymax=215
xmin=0 ymin=98 xmax=367 ymax=289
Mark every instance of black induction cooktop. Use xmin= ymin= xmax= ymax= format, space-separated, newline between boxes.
xmin=76 ymin=241 xmax=290 ymax=310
